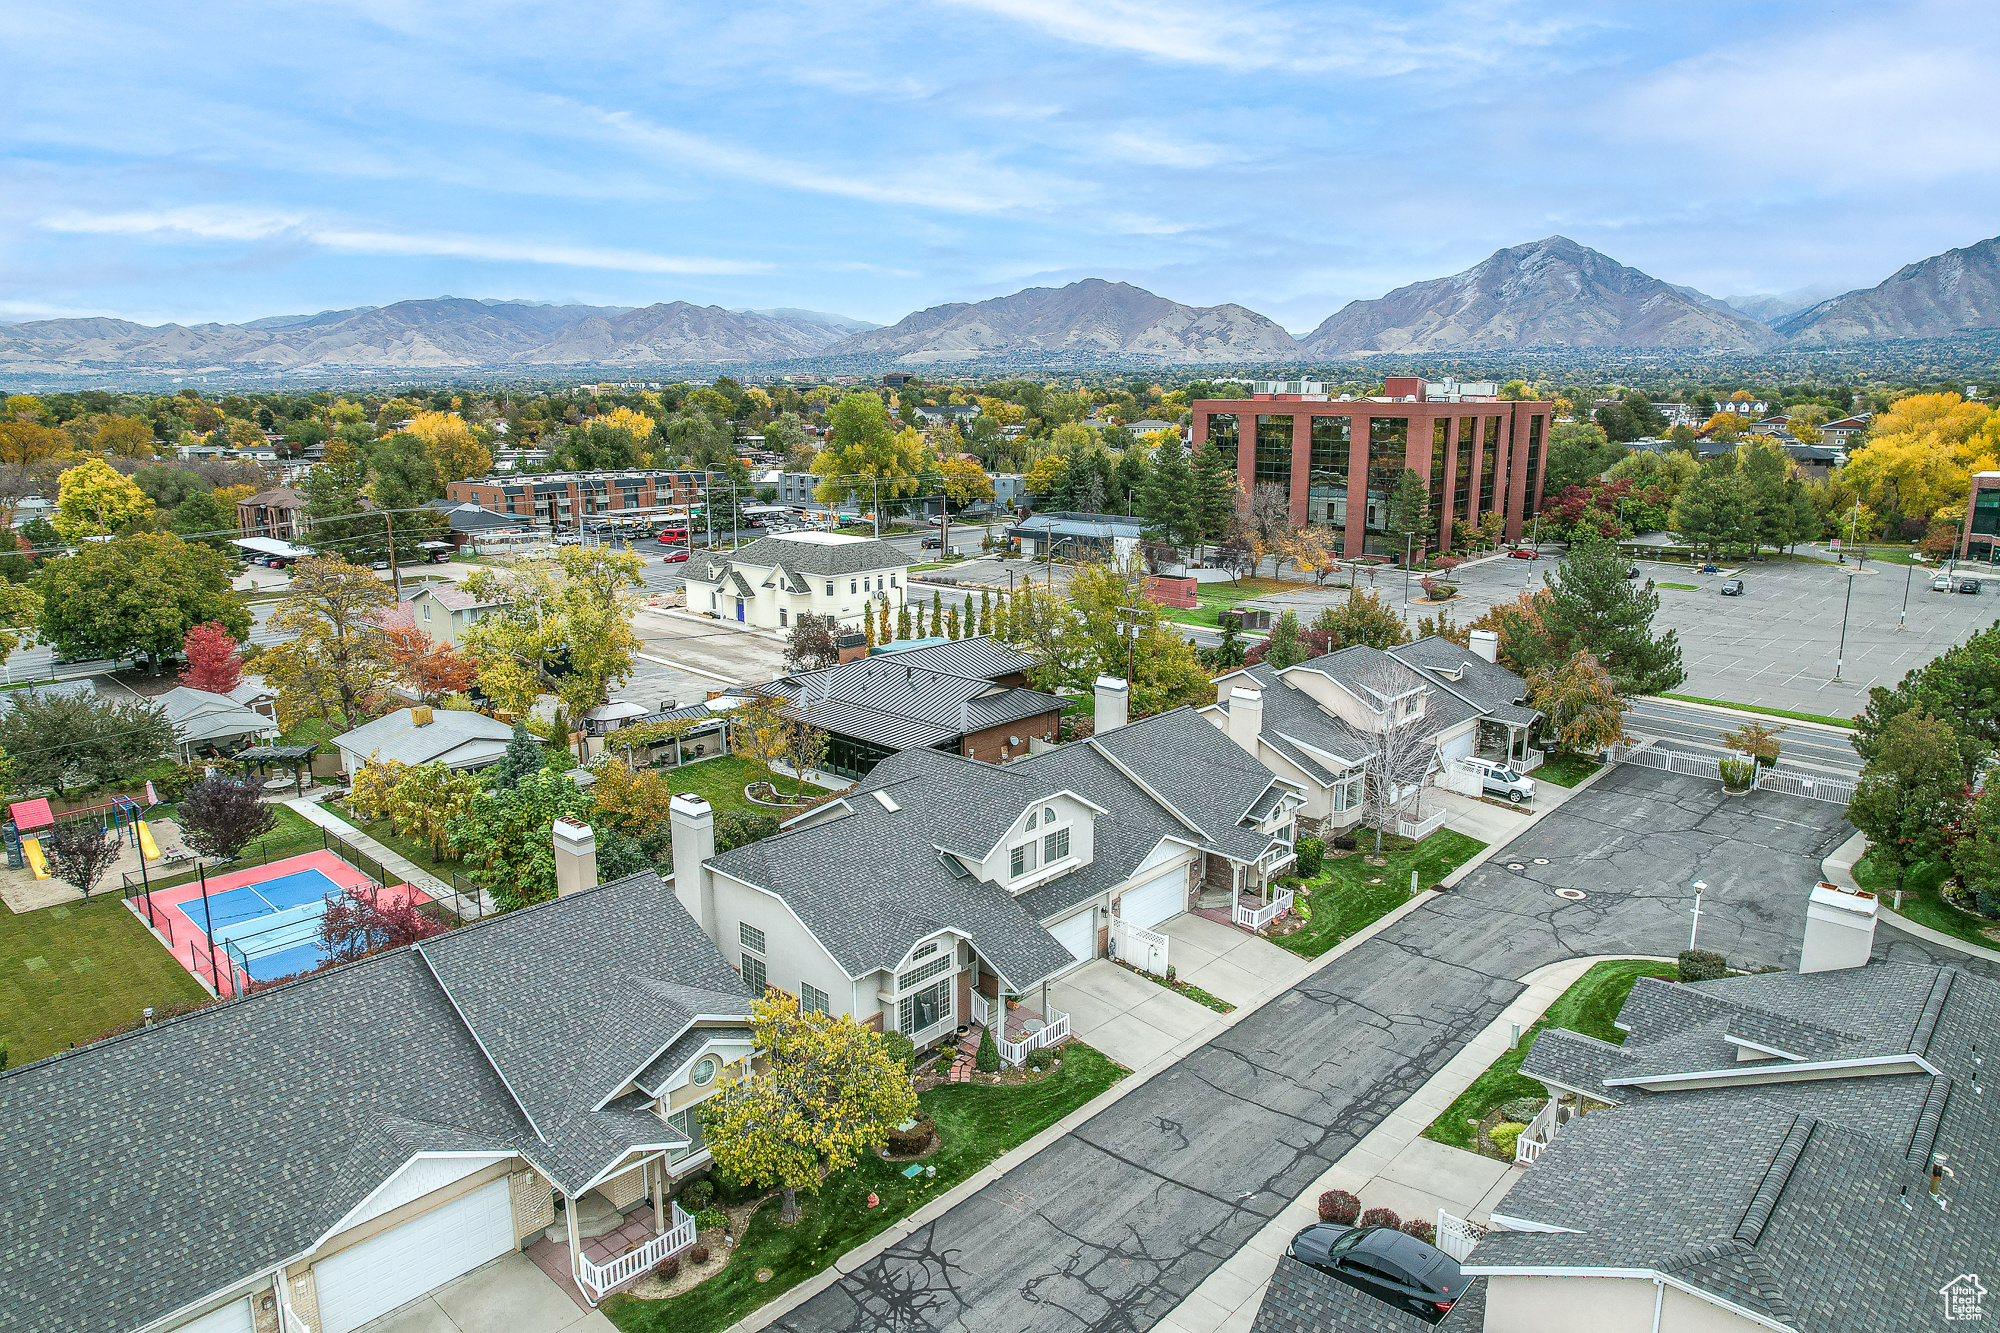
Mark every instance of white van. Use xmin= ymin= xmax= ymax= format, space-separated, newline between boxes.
xmin=1466 ymin=757 xmax=1536 ymax=804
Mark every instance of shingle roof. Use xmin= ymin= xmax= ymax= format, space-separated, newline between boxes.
xmin=412 ymin=583 xmax=508 ymax=612
xmin=693 ymin=533 xmax=905 ymax=580
xmin=756 ymin=638 xmax=1061 ymax=748
xmin=333 ymin=706 xmax=514 ymax=768
xmin=1091 ymin=707 xmax=1300 ymax=864
xmin=1471 ymin=963 xmax=2000 ymax=1331
xmin=157 ymin=686 xmax=278 ymax=744
xmin=1388 ymin=636 xmax=1540 ymax=729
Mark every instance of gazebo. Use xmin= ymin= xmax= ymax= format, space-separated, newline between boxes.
xmin=235 ymin=744 xmax=321 ymax=795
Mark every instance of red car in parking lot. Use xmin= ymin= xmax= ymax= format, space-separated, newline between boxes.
xmin=1507 ymin=547 xmax=1539 ymax=559
xmin=659 ymin=549 xmax=690 ymax=563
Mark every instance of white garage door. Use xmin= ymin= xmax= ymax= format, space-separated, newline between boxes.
xmin=1048 ymin=908 xmax=1095 ymax=962
xmin=1120 ymin=870 xmax=1186 ymax=930
xmin=314 ymin=1178 xmax=514 ymax=1333
xmin=1438 ymin=729 xmax=1475 ymax=765
xmin=176 ymin=1299 xmax=252 ymax=1333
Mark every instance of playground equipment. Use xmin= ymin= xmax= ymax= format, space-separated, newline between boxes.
xmin=137 ymin=821 xmax=163 ymax=862
xmin=6 ymin=795 xmax=148 ymax=872
xmin=21 ymin=836 xmax=48 ymax=879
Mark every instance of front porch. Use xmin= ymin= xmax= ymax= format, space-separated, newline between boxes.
xmin=528 ymin=1188 xmax=696 ymax=1304
xmin=967 ymin=991 xmax=1072 ymax=1066
xmin=1191 ymin=885 xmax=1297 ymax=934
xmin=1476 ymin=719 xmax=1543 ymax=773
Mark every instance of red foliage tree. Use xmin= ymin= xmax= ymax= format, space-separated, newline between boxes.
xmin=180 ymin=621 xmax=244 ymax=694
xmin=383 ymin=623 xmax=480 ymax=701
xmin=317 ymin=885 xmax=448 ymax=963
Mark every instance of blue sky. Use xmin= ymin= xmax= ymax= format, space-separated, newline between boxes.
xmin=4 ymin=0 xmax=1995 ymax=333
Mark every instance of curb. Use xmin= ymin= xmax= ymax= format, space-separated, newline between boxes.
xmin=1647 ymin=695 xmax=1855 ymax=737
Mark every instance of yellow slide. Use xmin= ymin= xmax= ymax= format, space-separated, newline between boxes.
xmin=138 ymin=821 xmax=162 ymax=862
xmin=22 ymin=836 xmax=49 ymax=880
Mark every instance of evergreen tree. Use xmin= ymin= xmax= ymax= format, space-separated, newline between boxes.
xmin=1140 ymin=435 xmax=1200 ymax=550
xmin=979 ymin=589 xmax=992 ymax=637
xmin=946 ymin=608 xmax=960 ymax=639
xmin=963 ymin=593 xmax=976 ymax=636
xmin=913 ymin=604 xmax=927 ymax=638
xmin=898 ymin=601 xmax=912 ymax=641
xmin=1383 ymin=468 xmax=1433 ymax=562
xmin=863 ymin=611 xmax=876 ymax=649
xmin=1671 ymin=459 xmax=1752 ymax=558
xmin=993 ymin=592 xmax=1010 ymax=639
xmin=1262 ymin=609 xmax=1310 ymax=669
xmin=1190 ymin=440 xmax=1239 ymax=560
xmin=492 ymin=721 xmax=546 ymax=790
xmin=1737 ymin=443 xmax=1791 ymax=554
xmin=1509 ymin=528 xmax=1683 ymax=694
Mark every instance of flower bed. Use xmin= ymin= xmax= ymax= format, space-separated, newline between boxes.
xmin=1113 ymin=958 xmax=1233 ymax=1012
xmin=742 ymin=781 xmax=816 ymax=809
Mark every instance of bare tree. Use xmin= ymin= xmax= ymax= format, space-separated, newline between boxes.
xmin=1354 ymin=659 xmax=1441 ymax=858
xmin=47 ymin=822 xmax=121 ymax=902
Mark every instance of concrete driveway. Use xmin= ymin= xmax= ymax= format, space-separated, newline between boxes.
xmin=1049 ymin=958 xmax=1222 ymax=1070
xmin=1155 ymin=914 xmax=1310 ymax=1008
xmin=353 ymin=1252 xmax=614 ymax=1333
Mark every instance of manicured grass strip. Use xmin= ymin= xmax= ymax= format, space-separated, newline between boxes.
xmin=1 ymin=896 xmax=209 ymax=1065
xmin=1658 ymin=694 xmax=1856 ymax=730
xmin=1852 ymin=850 xmax=1998 ymax=950
xmin=663 ymin=754 xmax=787 ymax=818
xmin=1656 ymin=581 xmax=1700 ymax=590
xmin=1533 ymin=753 xmax=1602 ymax=788
xmin=1115 ymin=959 xmax=1233 ymax=1012
xmin=1423 ymin=960 xmax=1676 ymax=1153
xmin=1276 ymin=830 xmax=1485 ymax=959
xmin=602 ymin=1043 xmax=1126 ymax=1333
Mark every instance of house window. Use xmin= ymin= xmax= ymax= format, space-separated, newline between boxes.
xmin=1044 ymin=827 xmax=1069 ymax=862
xmin=890 ymin=575 xmax=897 ymax=587
xmin=914 ymin=940 xmax=938 ymax=960
xmin=666 ymin=1108 xmax=707 ymax=1162
xmin=1026 ymin=811 xmax=1037 ymax=830
xmin=742 ymin=953 xmax=767 ymax=991
xmin=1044 ymin=806 xmax=1056 ymax=822
xmin=421 ymin=602 xmax=431 ymax=620
xmin=691 ymin=1057 xmax=718 ymax=1086
xmin=898 ymin=979 xmax=952 ymax=1036
xmin=896 ymin=953 xmax=953 ymax=992
xmin=779 ymin=608 xmax=788 ymax=627
xmin=851 ymin=579 xmax=858 ymax=594
xmin=801 ymin=981 xmax=830 ymax=1014
xmin=825 ymin=581 xmax=834 ymax=595
xmin=1010 ymin=842 xmax=1035 ymax=877
xmin=739 ymin=922 xmax=766 ymax=954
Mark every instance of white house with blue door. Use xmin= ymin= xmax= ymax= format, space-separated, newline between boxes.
xmin=684 ymin=532 xmax=908 ymax=630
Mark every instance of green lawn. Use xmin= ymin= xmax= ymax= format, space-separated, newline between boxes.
xmin=1534 ymin=753 xmax=1602 ymax=788
xmin=663 ymin=754 xmax=770 ymax=817
xmin=1656 ymin=581 xmax=1700 ymax=591
xmin=1 ymin=896 xmax=209 ymax=1065
xmin=1277 ymin=829 xmax=1485 ymax=958
xmin=603 ymin=1043 xmax=1126 ymax=1333
xmin=1853 ymin=850 xmax=1998 ymax=949
xmin=1423 ymin=959 xmax=1676 ymax=1152
xmin=1657 ymin=694 xmax=1857 ymax=729
xmin=324 ymin=803 xmax=462 ymax=882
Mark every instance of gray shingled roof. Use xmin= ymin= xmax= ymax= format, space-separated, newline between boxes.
xmin=693 ymin=533 xmax=905 ymax=581
xmin=1388 ymin=636 xmax=1541 ymax=729
xmin=1471 ymin=963 xmax=1999 ymax=1331
xmin=1250 ymin=1255 xmax=1485 ymax=1333
xmin=1091 ymin=707 xmax=1299 ymax=864
xmin=1519 ymin=1028 xmax=1634 ymax=1102
xmin=757 ymin=644 xmax=1061 ymax=749
xmin=333 ymin=706 xmax=514 ymax=768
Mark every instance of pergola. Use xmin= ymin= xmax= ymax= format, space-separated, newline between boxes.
xmin=235 ymin=744 xmax=321 ymax=795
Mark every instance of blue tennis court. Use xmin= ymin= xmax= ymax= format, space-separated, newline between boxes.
xmin=192 ymin=868 xmax=347 ymax=933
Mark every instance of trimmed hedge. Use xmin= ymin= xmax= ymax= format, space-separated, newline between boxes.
xmin=1318 ymin=1189 xmax=1361 ymax=1225
xmin=1678 ymin=949 xmax=1728 ymax=982
xmin=1489 ymin=1122 xmax=1526 ymax=1158
xmin=1359 ymin=1206 xmax=1402 ymax=1231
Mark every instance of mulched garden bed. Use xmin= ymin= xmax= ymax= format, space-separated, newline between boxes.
xmin=626 ymin=1193 xmax=768 ymax=1300
xmin=1112 ymin=958 xmax=1234 ymax=1012
xmin=910 ymin=1039 xmax=1066 ymax=1092
xmin=743 ymin=781 xmax=817 ymax=808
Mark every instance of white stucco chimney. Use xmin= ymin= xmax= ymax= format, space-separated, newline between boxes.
xmin=1226 ymin=686 xmax=1264 ymax=754
xmin=552 ymin=816 xmax=597 ymax=897
xmin=1095 ymin=676 xmax=1128 ymax=733
xmin=1799 ymin=880 xmax=1878 ymax=973
xmin=1469 ymin=629 xmax=1499 ymax=664
xmin=670 ymin=793 xmax=718 ymax=939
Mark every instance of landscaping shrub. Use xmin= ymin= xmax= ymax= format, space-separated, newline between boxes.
xmin=1678 ymin=949 xmax=1728 ymax=982
xmin=974 ymin=1024 xmax=1001 ymax=1073
xmin=1718 ymin=757 xmax=1755 ymax=790
xmin=1026 ymin=1045 xmax=1058 ymax=1071
xmin=693 ymin=1207 xmax=728 ymax=1231
xmin=1333 ymin=834 xmax=1358 ymax=851
xmin=881 ymin=1030 xmax=916 ymax=1073
xmin=1294 ymin=836 xmax=1325 ymax=878
xmin=1318 ymin=1189 xmax=1361 ymax=1225
xmin=1359 ymin=1207 xmax=1402 ymax=1231
xmin=1488 ymin=1123 xmax=1526 ymax=1158
xmin=680 ymin=1179 xmax=715 ymax=1212
xmin=885 ymin=1112 xmax=934 ymax=1155
xmin=1401 ymin=1218 xmax=1437 ymax=1245
xmin=1421 ymin=582 xmax=1458 ymax=601
xmin=688 ymin=1244 xmax=710 ymax=1264
xmin=654 ymin=1257 xmax=681 ymax=1279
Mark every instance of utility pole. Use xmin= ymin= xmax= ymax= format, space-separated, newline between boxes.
xmin=382 ymin=506 xmax=401 ymax=599
xmin=1117 ymin=605 xmax=1143 ymax=688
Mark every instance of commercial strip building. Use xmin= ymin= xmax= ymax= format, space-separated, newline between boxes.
xmin=443 ymin=469 xmax=718 ymax=533
xmin=1191 ymin=377 xmax=1555 ymax=556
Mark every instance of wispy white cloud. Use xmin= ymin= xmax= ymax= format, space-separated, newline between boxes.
xmin=39 ymin=208 xmax=770 ymax=275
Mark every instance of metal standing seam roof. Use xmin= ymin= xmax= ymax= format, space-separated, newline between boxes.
xmin=1471 ymin=963 xmax=2000 ymax=1332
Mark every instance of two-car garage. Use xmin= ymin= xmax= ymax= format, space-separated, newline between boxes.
xmin=313 ymin=1178 xmax=516 ymax=1333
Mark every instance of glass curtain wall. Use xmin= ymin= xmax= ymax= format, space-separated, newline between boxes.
xmin=1255 ymin=416 xmax=1294 ymax=502
xmin=1308 ymin=416 xmax=1351 ymax=528
xmin=1454 ymin=419 xmax=1475 ymax=523
xmin=1205 ymin=413 xmax=1240 ymax=477
xmin=1363 ymin=417 xmax=1409 ymax=555
xmin=1523 ymin=414 xmax=1544 ymax=518
xmin=1479 ymin=415 xmax=1502 ymax=516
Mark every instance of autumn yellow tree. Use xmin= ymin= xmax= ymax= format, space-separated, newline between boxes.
xmin=1843 ymin=393 xmax=1999 ymax=531
xmin=405 ymin=411 xmax=493 ymax=483
xmin=696 ymin=991 xmax=918 ymax=1224
xmin=95 ymin=417 xmax=156 ymax=458
xmin=1281 ymin=526 xmax=1341 ymax=586
xmin=587 ymin=758 xmax=677 ymax=838
xmin=52 ymin=457 xmax=155 ymax=539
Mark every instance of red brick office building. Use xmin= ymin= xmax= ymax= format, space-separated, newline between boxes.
xmin=443 ymin=469 xmax=715 ymax=532
xmin=1191 ymin=377 xmax=1555 ymax=556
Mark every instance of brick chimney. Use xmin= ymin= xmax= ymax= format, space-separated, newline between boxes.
xmin=552 ymin=817 xmax=597 ymax=897
xmin=836 ymin=631 xmax=868 ymax=663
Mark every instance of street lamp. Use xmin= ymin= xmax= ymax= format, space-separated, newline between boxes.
xmin=1689 ymin=881 xmax=1707 ymax=950
xmin=1832 ymin=571 xmax=1856 ymax=683
xmin=1898 ymin=557 xmax=1915 ymax=633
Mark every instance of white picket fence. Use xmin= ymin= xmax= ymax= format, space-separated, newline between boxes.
xmin=1753 ymin=766 xmax=1856 ymax=805
xmin=1435 ymin=1210 xmax=1487 ymax=1262
xmin=1608 ymin=742 xmax=1854 ymax=805
xmin=1607 ymin=740 xmax=1722 ymax=780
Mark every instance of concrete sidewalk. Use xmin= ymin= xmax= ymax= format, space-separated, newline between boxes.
xmin=1151 ymin=953 xmax=1671 ymax=1333
xmin=283 ymin=794 xmax=495 ymax=918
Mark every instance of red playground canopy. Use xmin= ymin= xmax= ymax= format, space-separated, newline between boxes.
xmin=8 ymin=798 xmax=53 ymax=833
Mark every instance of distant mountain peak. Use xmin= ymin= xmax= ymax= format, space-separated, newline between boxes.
xmin=1299 ymin=238 xmax=1778 ymax=356
xmin=1777 ymin=235 xmax=2000 ymax=345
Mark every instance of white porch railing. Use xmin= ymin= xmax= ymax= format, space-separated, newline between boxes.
xmin=1517 ymin=747 xmax=1544 ymax=773
xmin=996 ymin=1008 xmax=1070 ymax=1066
xmin=578 ymin=1202 xmax=696 ymax=1300
xmin=1112 ymin=917 xmax=1170 ymax=975
xmin=1514 ymin=1097 xmax=1564 ymax=1165
xmin=1395 ymin=807 xmax=1449 ymax=841
xmin=1233 ymin=884 xmax=1295 ymax=931
xmin=908 ymin=1014 xmax=959 ymax=1050
xmin=276 ymin=1273 xmax=313 ymax=1333
xmin=969 ymin=990 xmax=992 ymax=1028
xmin=1435 ymin=1210 xmax=1487 ymax=1262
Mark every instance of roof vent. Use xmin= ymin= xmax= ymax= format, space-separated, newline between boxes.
xmin=410 ymin=706 xmax=434 ymax=727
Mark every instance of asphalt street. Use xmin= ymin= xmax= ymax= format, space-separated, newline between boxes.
xmin=774 ymin=767 xmax=1986 ymax=1333
xmin=1621 ymin=698 xmax=1862 ymax=776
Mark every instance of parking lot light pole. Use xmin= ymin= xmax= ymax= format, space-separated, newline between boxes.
xmin=1832 ymin=572 xmax=1855 ymax=682
xmin=1899 ymin=558 xmax=1915 ymax=632
xmin=1689 ymin=881 xmax=1707 ymax=950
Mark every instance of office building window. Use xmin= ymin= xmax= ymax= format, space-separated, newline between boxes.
xmin=1455 ymin=419 xmax=1475 ymax=520
xmin=1479 ymin=416 xmax=1502 ymax=515
xmin=1204 ymin=413 xmax=1239 ymax=474
xmin=1307 ymin=416 xmax=1350 ymax=527
xmin=801 ymin=981 xmax=830 ymax=1015
xmin=1363 ymin=417 xmax=1409 ymax=554
xmin=1429 ymin=419 xmax=1448 ymax=514
xmin=742 ymin=953 xmax=766 ymax=992
xmin=1522 ymin=414 xmax=1544 ymax=518
xmin=1254 ymin=416 xmax=1294 ymax=501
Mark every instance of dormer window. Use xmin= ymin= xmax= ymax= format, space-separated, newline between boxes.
xmin=691 ymin=1057 xmax=718 ymax=1086
xmin=915 ymin=940 xmax=938 ymax=960
xmin=1011 ymin=843 xmax=1035 ymax=877
xmin=1044 ymin=806 xmax=1056 ymax=822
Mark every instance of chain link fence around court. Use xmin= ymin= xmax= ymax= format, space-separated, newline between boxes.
xmin=1607 ymin=742 xmax=1854 ymax=805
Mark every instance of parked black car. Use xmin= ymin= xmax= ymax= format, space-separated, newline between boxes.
xmin=1719 ymin=578 xmax=1745 ymax=596
xmin=1288 ymin=1224 xmax=1470 ymax=1324
xmin=1957 ymin=578 xmax=1983 ymax=595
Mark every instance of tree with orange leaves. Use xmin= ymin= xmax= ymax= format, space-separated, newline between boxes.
xmin=384 ymin=623 xmax=479 ymax=702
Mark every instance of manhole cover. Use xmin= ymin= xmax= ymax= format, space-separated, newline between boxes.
xmin=1533 ymin=858 xmax=1550 ymax=865
xmin=1507 ymin=863 xmax=1527 ymax=872
xmin=1555 ymin=888 xmax=1587 ymax=900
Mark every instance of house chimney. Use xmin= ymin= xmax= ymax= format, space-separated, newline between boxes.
xmin=836 ymin=631 xmax=868 ymax=664
xmin=670 ymin=793 xmax=718 ymax=939
xmin=410 ymin=705 xmax=435 ymax=726
xmin=1800 ymin=880 xmax=1878 ymax=973
xmin=552 ymin=816 xmax=597 ymax=897
xmin=1226 ymin=686 xmax=1264 ymax=754
xmin=1469 ymin=629 xmax=1499 ymax=664
xmin=1095 ymin=676 xmax=1128 ymax=733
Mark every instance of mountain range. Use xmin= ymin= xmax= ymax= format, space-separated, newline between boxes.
xmin=3 ymin=235 xmax=1995 ymax=374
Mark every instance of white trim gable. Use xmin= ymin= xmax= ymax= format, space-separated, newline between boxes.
xmin=321 ymin=1152 xmax=515 ymax=1243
